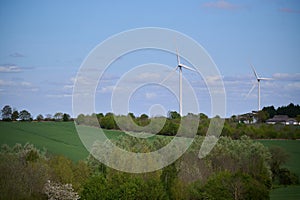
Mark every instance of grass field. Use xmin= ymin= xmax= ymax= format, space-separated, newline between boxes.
xmin=258 ymin=139 xmax=300 ymax=200
xmin=258 ymin=140 xmax=300 ymax=177
xmin=1 ymin=122 xmax=299 ymax=199
xmin=269 ymin=186 xmax=300 ymax=200
xmin=0 ymin=121 xmax=125 ymax=161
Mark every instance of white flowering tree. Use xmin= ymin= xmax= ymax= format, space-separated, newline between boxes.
xmin=44 ymin=180 xmax=80 ymax=200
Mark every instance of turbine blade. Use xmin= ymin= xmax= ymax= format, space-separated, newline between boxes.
xmin=180 ymin=64 xmax=196 ymax=72
xmin=176 ymin=47 xmax=180 ymax=65
xmin=160 ymin=66 xmax=178 ymax=84
xmin=245 ymin=84 xmax=256 ymax=99
xmin=250 ymin=64 xmax=259 ymax=79
xmin=259 ymin=77 xmax=273 ymax=81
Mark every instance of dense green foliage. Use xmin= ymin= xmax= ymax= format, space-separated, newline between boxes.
xmin=262 ymin=103 xmax=300 ymax=118
xmin=0 ymin=143 xmax=89 ymax=199
xmin=1 ymin=135 xmax=281 ymax=200
xmin=190 ymin=171 xmax=269 ymax=200
xmin=75 ymin=112 xmax=300 ymax=139
xmin=221 ymin=120 xmax=300 ymax=139
xmin=1 ymin=122 xmax=300 ymax=199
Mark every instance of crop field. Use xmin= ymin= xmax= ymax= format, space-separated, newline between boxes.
xmin=259 ymin=139 xmax=300 ymax=200
xmin=259 ymin=140 xmax=300 ymax=177
xmin=0 ymin=122 xmax=125 ymax=161
xmin=0 ymin=122 xmax=299 ymax=199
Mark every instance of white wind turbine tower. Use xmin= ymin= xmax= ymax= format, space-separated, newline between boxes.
xmin=161 ymin=47 xmax=196 ymax=116
xmin=247 ymin=64 xmax=272 ymax=111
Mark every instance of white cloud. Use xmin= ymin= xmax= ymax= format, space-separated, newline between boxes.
xmin=272 ymin=73 xmax=300 ymax=81
xmin=0 ymin=79 xmax=39 ymax=93
xmin=286 ymin=82 xmax=300 ymax=90
xmin=0 ymin=79 xmax=14 ymax=86
xmin=21 ymin=81 xmax=32 ymax=87
xmin=0 ymin=65 xmax=22 ymax=73
xmin=137 ymin=72 xmax=161 ymax=80
xmin=63 ymin=85 xmax=74 ymax=90
xmin=99 ymin=85 xmax=116 ymax=93
xmin=0 ymin=79 xmax=34 ymax=87
xmin=206 ymin=75 xmax=223 ymax=83
xmin=46 ymin=94 xmax=72 ymax=98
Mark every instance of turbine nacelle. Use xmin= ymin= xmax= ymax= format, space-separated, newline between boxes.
xmin=161 ymin=46 xmax=196 ymax=116
xmin=247 ymin=64 xmax=273 ymax=111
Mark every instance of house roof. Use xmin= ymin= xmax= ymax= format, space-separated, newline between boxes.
xmin=266 ymin=115 xmax=296 ymax=123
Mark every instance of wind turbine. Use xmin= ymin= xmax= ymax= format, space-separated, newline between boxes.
xmin=247 ymin=64 xmax=272 ymax=111
xmin=161 ymin=47 xmax=196 ymax=116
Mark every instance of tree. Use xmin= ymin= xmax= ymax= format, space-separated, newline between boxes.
xmin=80 ymin=174 xmax=108 ymax=199
xmin=140 ymin=113 xmax=149 ymax=120
xmin=139 ymin=113 xmax=150 ymax=126
xmin=277 ymin=103 xmax=300 ymax=118
xmin=199 ymin=113 xmax=208 ymax=119
xmin=262 ymin=106 xmax=277 ymax=118
xmin=63 ymin=113 xmax=71 ymax=122
xmin=168 ymin=111 xmax=180 ymax=119
xmin=256 ymin=110 xmax=269 ymax=123
xmin=230 ymin=115 xmax=237 ymax=122
xmin=12 ymin=109 xmax=19 ymax=121
xmin=0 ymin=143 xmax=49 ymax=199
xmin=278 ymin=168 xmax=299 ymax=185
xmin=100 ymin=113 xmax=117 ymax=129
xmin=128 ymin=112 xmax=135 ymax=119
xmin=161 ymin=163 xmax=179 ymax=199
xmin=54 ymin=112 xmax=63 ymax=121
xmin=269 ymin=146 xmax=289 ymax=180
xmin=1 ymin=105 xmax=12 ymax=121
xmin=44 ymin=180 xmax=80 ymax=200
xmin=207 ymin=136 xmax=272 ymax=189
xmin=19 ymin=110 xmax=32 ymax=121
xmin=192 ymin=171 xmax=269 ymax=200
xmin=76 ymin=114 xmax=85 ymax=125
xmin=81 ymin=173 xmax=167 ymax=200
xmin=36 ymin=114 xmax=44 ymax=121
xmin=296 ymin=115 xmax=300 ymax=123
xmin=45 ymin=114 xmax=53 ymax=121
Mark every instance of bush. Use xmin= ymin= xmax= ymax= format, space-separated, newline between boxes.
xmin=80 ymin=173 xmax=167 ymax=200
xmin=0 ymin=143 xmax=49 ymax=199
xmin=278 ymin=168 xmax=299 ymax=185
xmin=190 ymin=171 xmax=269 ymax=200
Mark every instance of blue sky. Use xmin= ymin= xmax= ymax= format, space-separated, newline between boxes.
xmin=0 ymin=0 xmax=299 ymax=118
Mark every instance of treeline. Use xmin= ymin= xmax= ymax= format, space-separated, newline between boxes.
xmin=76 ymin=111 xmax=185 ymax=136
xmin=76 ymin=111 xmax=300 ymax=139
xmin=0 ymin=105 xmax=72 ymax=122
xmin=263 ymin=103 xmax=300 ymax=118
xmin=1 ymin=136 xmax=298 ymax=199
xmin=222 ymin=118 xmax=300 ymax=139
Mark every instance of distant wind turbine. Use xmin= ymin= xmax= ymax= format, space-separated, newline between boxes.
xmin=246 ymin=64 xmax=273 ymax=111
xmin=161 ymin=46 xmax=196 ymax=116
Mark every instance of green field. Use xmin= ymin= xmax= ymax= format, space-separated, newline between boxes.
xmin=0 ymin=122 xmax=125 ymax=161
xmin=258 ymin=140 xmax=300 ymax=177
xmin=269 ymin=186 xmax=300 ymax=200
xmin=1 ymin=122 xmax=299 ymax=199
xmin=258 ymin=139 xmax=300 ymax=200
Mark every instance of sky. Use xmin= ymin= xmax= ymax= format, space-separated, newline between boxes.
xmin=0 ymin=0 xmax=299 ymax=118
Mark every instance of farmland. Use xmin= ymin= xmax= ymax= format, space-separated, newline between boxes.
xmin=259 ymin=139 xmax=300 ymax=200
xmin=0 ymin=121 xmax=299 ymax=199
xmin=0 ymin=121 xmax=125 ymax=161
